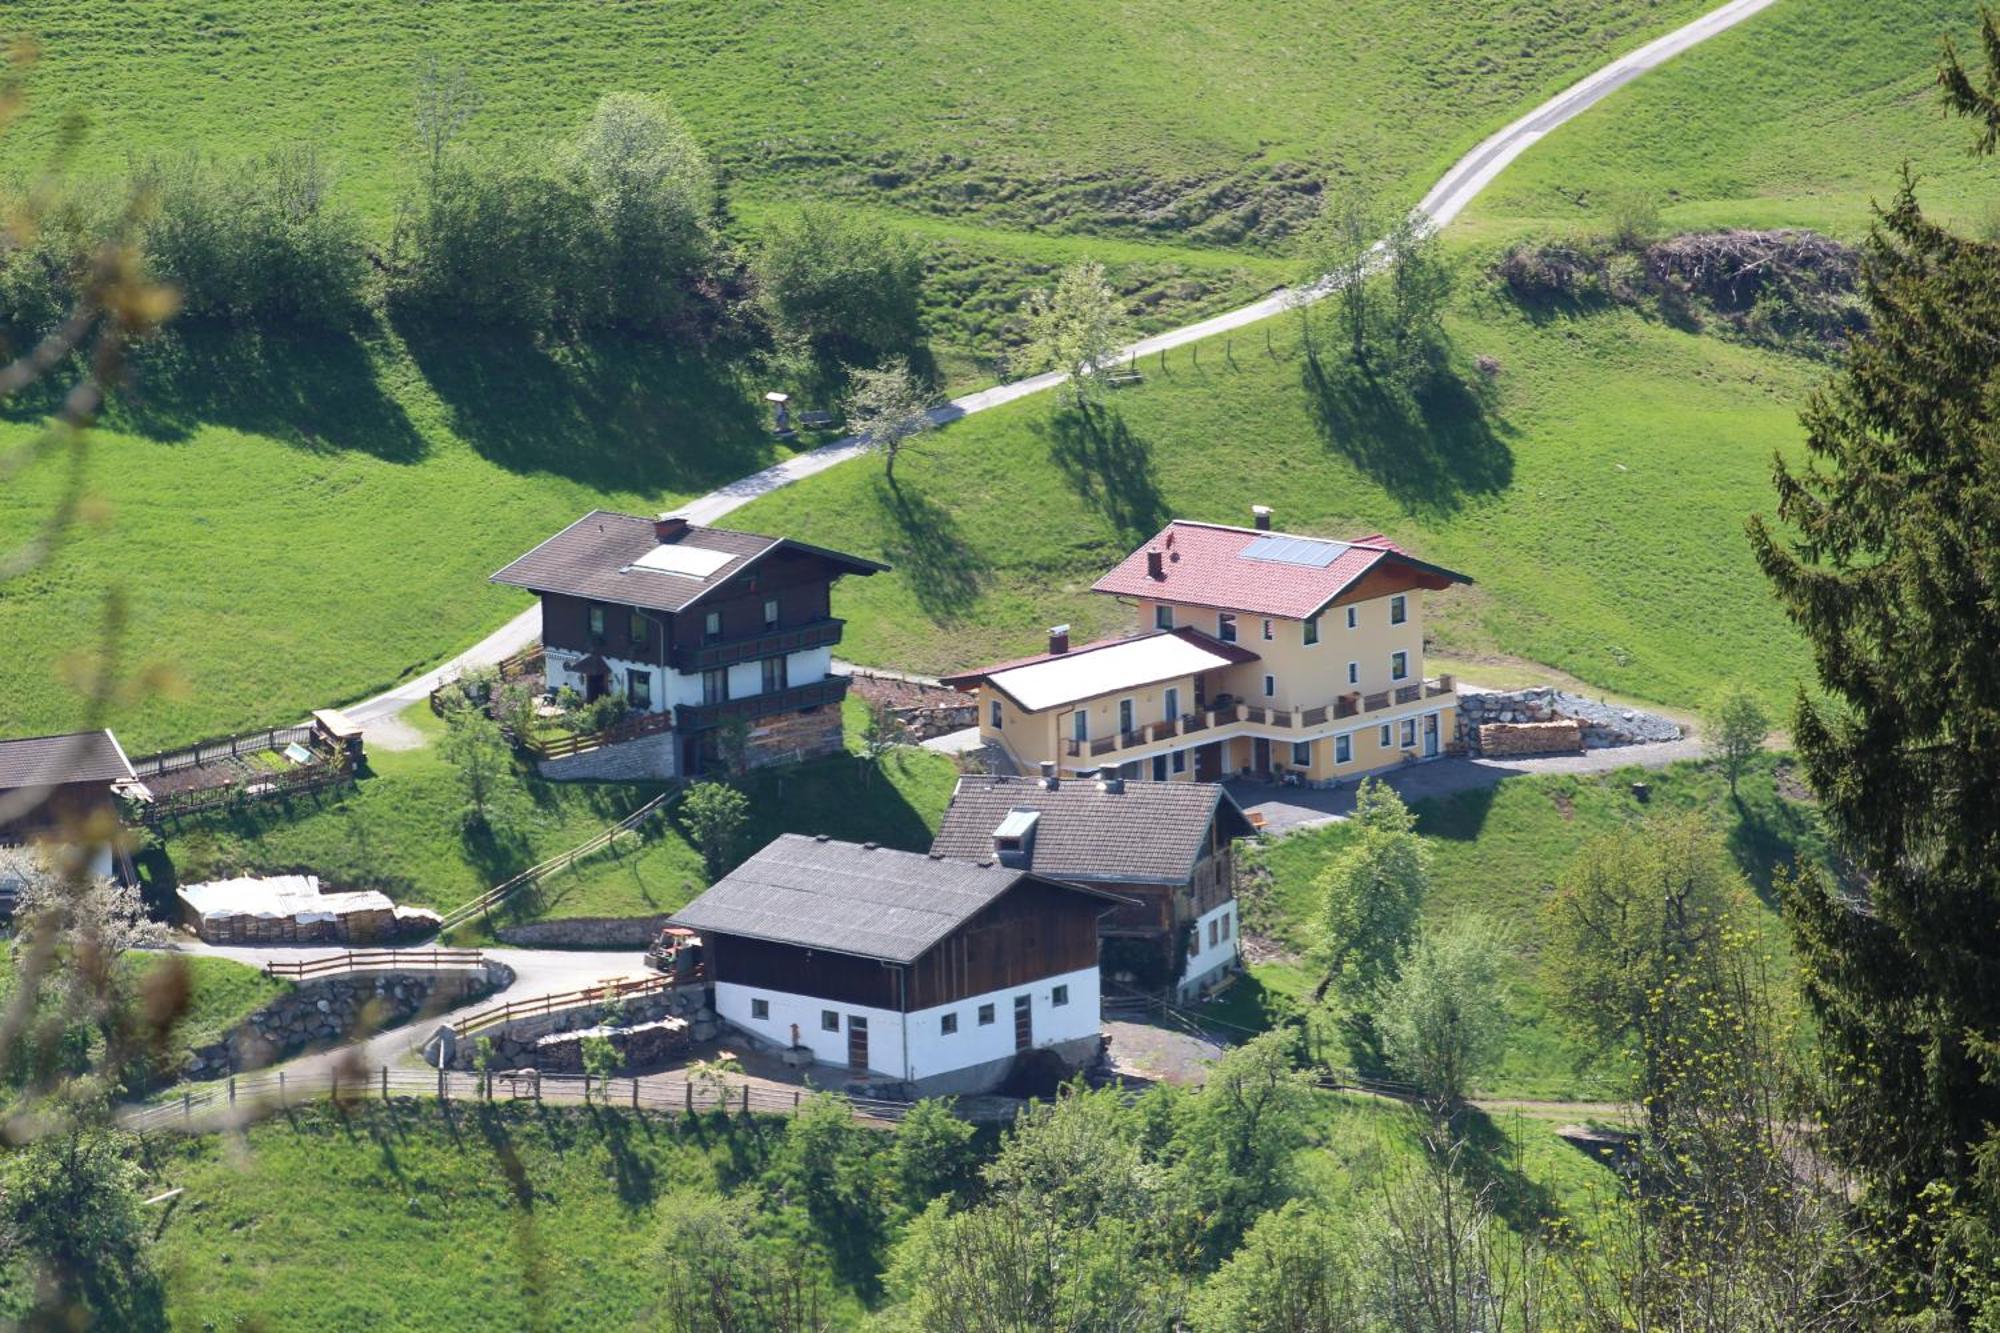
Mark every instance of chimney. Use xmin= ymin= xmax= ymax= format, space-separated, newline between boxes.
xmin=1252 ymin=504 xmax=1273 ymax=531
xmin=1048 ymin=624 xmax=1070 ymax=655
xmin=1146 ymin=548 xmax=1165 ymax=580
xmin=654 ymin=513 xmax=690 ymax=543
xmin=1097 ymin=764 xmax=1124 ymax=795
xmin=1038 ymin=760 xmax=1059 ymax=791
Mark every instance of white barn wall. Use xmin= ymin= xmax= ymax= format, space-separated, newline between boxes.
xmin=1179 ymin=900 xmax=1240 ymax=999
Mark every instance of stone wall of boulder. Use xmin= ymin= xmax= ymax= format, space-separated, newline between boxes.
xmin=533 ymin=1016 xmax=693 ymax=1074
xmin=434 ymin=986 xmax=711 ymax=1071
xmin=496 ymin=914 xmax=672 ymax=949
xmin=180 ymin=962 xmax=511 ymax=1082
xmin=1457 ymin=687 xmax=1682 ymax=755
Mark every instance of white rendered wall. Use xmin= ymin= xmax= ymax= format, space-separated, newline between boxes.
xmin=1180 ymin=900 xmax=1240 ymax=998
xmin=714 ymin=964 xmax=1100 ymax=1084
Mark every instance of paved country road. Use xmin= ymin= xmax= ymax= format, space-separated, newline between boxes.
xmin=342 ymin=0 xmax=1782 ymax=734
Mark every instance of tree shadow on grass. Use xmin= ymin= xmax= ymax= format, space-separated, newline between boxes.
xmin=395 ymin=317 xmax=774 ymax=494
xmin=739 ymin=750 xmax=939 ymax=854
xmin=872 ymin=477 xmax=985 ymax=623
xmin=22 ymin=323 xmax=430 ymax=463
xmin=1446 ymin=1107 xmax=1568 ymax=1236
xmin=1302 ymin=353 xmax=1513 ymax=517
xmin=1033 ymin=403 xmax=1169 ymax=542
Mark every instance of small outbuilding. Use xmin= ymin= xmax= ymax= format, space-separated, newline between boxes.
xmin=177 ymin=875 xmax=440 ymax=945
xmin=0 ymin=729 xmax=137 ymax=884
xmin=670 ymin=834 xmax=1126 ymax=1095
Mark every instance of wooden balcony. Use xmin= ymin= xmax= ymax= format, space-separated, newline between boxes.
xmin=672 ymin=618 xmax=845 ymax=673
xmin=674 ymin=675 xmax=849 ymax=732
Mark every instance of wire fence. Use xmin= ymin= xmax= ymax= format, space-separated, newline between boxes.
xmin=122 ymin=1063 xmax=932 ymax=1136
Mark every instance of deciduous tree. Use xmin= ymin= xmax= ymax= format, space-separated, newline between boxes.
xmin=1022 ymin=260 xmax=1128 ymax=409
xmin=681 ymin=781 xmax=750 ymax=880
xmin=1374 ymin=917 xmax=1507 ymax=1113
xmin=1316 ymin=779 xmax=1429 ymax=996
xmin=1704 ymin=683 xmax=1768 ymax=797
xmin=844 ymin=357 xmax=939 ymax=485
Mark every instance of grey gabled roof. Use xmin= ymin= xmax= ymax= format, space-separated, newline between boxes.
xmin=669 ymin=834 xmax=1115 ymax=964
xmin=930 ymin=776 xmax=1254 ymax=886
xmin=489 ymin=510 xmax=886 ymax=615
xmin=0 ymin=730 xmax=134 ymax=791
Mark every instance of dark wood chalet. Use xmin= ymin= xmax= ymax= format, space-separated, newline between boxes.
xmin=491 ymin=511 xmax=886 ymax=774
xmin=0 ymin=730 xmax=137 ymax=889
xmin=929 ymin=767 xmax=1256 ymax=1000
xmin=670 ymin=834 xmax=1123 ymax=1093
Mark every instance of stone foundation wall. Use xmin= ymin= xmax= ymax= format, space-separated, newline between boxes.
xmin=180 ymin=963 xmax=510 ymax=1081
xmin=890 ymin=702 xmax=976 ymax=741
xmin=435 ymin=987 xmax=702 ymax=1070
xmin=533 ymin=1016 xmax=693 ymax=1074
xmin=496 ymin=914 xmax=673 ymax=949
xmin=1458 ymin=687 xmax=1682 ymax=754
xmin=538 ymin=730 xmax=679 ymax=782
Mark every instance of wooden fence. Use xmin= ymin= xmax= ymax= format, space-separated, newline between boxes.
xmin=263 ymin=949 xmax=486 ymax=980
xmin=129 ymin=725 xmax=316 ymax=778
xmin=427 ymin=646 xmax=546 ymax=718
xmin=122 ymin=1063 xmax=930 ymax=1136
xmin=520 ymin=707 xmax=675 ymax=761
xmin=433 ymin=789 xmax=680 ymax=934
xmin=136 ymin=758 xmax=354 ymax=825
xmin=452 ymin=972 xmax=685 ymax=1037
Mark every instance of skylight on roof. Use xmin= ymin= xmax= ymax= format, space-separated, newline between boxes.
xmin=628 ymin=544 xmax=735 ymax=579
xmin=1240 ymin=535 xmax=1349 ymax=567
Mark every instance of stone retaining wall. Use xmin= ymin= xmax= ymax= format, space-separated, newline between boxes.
xmin=180 ymin=962 xmax=511 ymax=1082
xmin=434 ymin=986 xmax=707 ymax=1070
xmin=495 ymin=914 xmax=672 ymax=949
xmin=741 ymin=707 xmax=845 ymax=770
xmin=1457 ymin=687 xmax=1682 ymax=754
xmin=538 ymin=730 xmax=679 ymax=782
xmin=533 ymin=1016 xmax=693 ymax=1074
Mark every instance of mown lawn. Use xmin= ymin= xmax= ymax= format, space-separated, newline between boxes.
xmin=1458 ymin=0 xmax=1995 ymax=245
xmin=739 ymin=292 xmax=1818 ymax=716
xmin=0 ymin=0 xmax=1733 ymax=749
xmin=1249 ymin=753 xmax=1829 ymax=1100
xmin=151 ymin=700 xmax=959 ymax=932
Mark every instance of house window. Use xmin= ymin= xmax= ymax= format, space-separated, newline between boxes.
xmin=1154 ymin=604 xmax=1174 ymax=630
xmin=1121 ymin=760 xmax=1141 ymax=780
xmin=1221 ymin=911 xmax=1232 ymax=941
xmin=1391 ymin=651 xmax=1409 ymax=680
xmin=1292 ymin=740 xmax=1312 ymax=768
xmin=704 ymin=610 xmax=722 ymax=642
xmin=588 ymin=604 xmax=606 ymax=640
xmin=1051 ymin=985 xmax=1069 ymax=1007
xmin=1263 ymin=674 xmax=1276 ymax=698
xmin=1164 ymin=687 xmax=1180 ymax=721
xmin=1188 ymin=928 xmax=1200 ymax=957
xmin=627 ymin=669 xmax=652 ymax=710
xmin=1347 ymin=661 xmax=1359 ymax=686
xmin=761 ymin=656 xmax=788 ymax=694
xmin=821 ymin=1010 xmax=839 ymax=1033
xmin=1119 ymin=699 xmax=1135 ymax=736
xmin=1262 ymin=618 xmax=1274 ymax=641
xmin=1218 ymin=612 xmax=1237 ymax=643
xmin=702 ymin=668 xmax=728 ymax=704
xmin=1336 ymin=734 xmax=1352 ymax=763
xmin=990 ymin=699 xmax=1004 ymax=730
xmin=1209 ymin=919 xmax=1220 ymax=946
xmin=1072 ymin=711 xmax=1088 ymax=742
xmin=751 ymin=998 xmax=770 ymax=1020
xmin=764 ymin=598 xmax=780 ymax=629
xmin=1391 ymin=594 xmax=1408 ymax=625
xmin=1402 ymin=718 xmax=1417 ymax=748
xmin=978 ymin=1003 xmax=995 ymax=1026
xmin=1304 ymin=616 xmax=1320 ymax=646
xmin=1346 ymin=606 xmax=1358 ymax=630
xmin=1380 ymin=724 xmax=1393 ymax=747
xmin=1172 ymin=748 xmax=1187 ymax=774
xmin=941 ymin=1012 xmax=958 ymax=1035
xmin=1152 ymin=755 xmax=1168 ymax=782
xmin=629 ymin=611 xmax=647 ymax=646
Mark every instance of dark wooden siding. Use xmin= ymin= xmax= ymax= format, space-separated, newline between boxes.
xmin=0 ymin=781 xmax=120 ymax=842
xmin=906 ymin=879 xmax=1102 ymax=1010
xmin=667 ymin=551 xmax=834 ymax=646
xmin=542 ymin=592 xmax=667 ymax=661
xmin=708 ymin=934 xmax=904 ymax=1010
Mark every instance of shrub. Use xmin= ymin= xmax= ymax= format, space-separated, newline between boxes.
xmin=755 ymin=204 xmax=926 ymax=370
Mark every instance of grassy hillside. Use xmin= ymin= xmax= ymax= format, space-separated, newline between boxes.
xmin=739 ymin=292 xmax=1816 ymax=714
xmin=1248 ymin=754 xmax=1829 ymax=1100
xmin=151 ymin=700 xmax=958 ymax=932
xmin=1459 ymin=0 xmax=1995 ymax=244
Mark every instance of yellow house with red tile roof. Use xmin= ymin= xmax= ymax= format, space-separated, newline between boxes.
xmin=943 ymin=508 xmax=1469 ymax=786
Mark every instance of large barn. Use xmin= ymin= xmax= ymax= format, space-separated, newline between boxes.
xmin=670 ymin=834 xmax=1125 ymax=1095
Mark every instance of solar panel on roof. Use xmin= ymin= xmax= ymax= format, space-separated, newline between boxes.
xmin=1240 ymin=535 xmax=1348 ymax=567
xmin=627 ymin=544 xmax=735 ymax=579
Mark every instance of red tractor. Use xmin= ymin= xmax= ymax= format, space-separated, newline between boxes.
xmin=646 ymin=926 xmax=704 ymax=980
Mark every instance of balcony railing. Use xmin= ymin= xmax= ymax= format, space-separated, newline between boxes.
xmin=673 ymin=618 xmax=845 ymax=673
xmin=1049 ymin=677 xmax=1458 ymax=762
xmin=674 ymin=675 xmax=849 ymax=732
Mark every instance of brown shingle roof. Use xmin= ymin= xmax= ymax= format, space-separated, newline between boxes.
xmin=0 ymin=731 xmax=135 ymax=791
xmin=489 ymin=511 xmax=886 ymax=615
xmin=1091 ymin=520 xmax=1471 ymax=620
xmin=669 ymin=834 xmax=1121 ymax=963
xmin=930 ymin=776 xmax=1254 ymax=886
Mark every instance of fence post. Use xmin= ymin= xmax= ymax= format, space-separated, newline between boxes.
xmin=438 ymin=1068 xmax=447 ymax=1103
xmin=382 ymin=1065 xmax=389 ymax=1100
xmin=485 ymin=1069 xmax=493 ymax=1102
xmin=278 ymin=1069 xmax=286 ymax=1107
xmin=331 ymin=1067 xmax=338 ymax=1103
xmin=632 ymin=1078 xmax=639 ymax=1110
xmin=741 ymin=1084 xmax=749 ymax=1117
xmin=228 ymin=1075 xmax=236 ymax=1108
xmin=793 ymin=1089 xmax=800 ymax=1110
xmin=182 ymin=1091 xmax=192 ymax=1127
xmin=685 ymin=1081 xmax=693 ymax=1113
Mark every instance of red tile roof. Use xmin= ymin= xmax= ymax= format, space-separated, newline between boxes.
xmin=1090 ymin=521 xmax=1469 ymax=620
